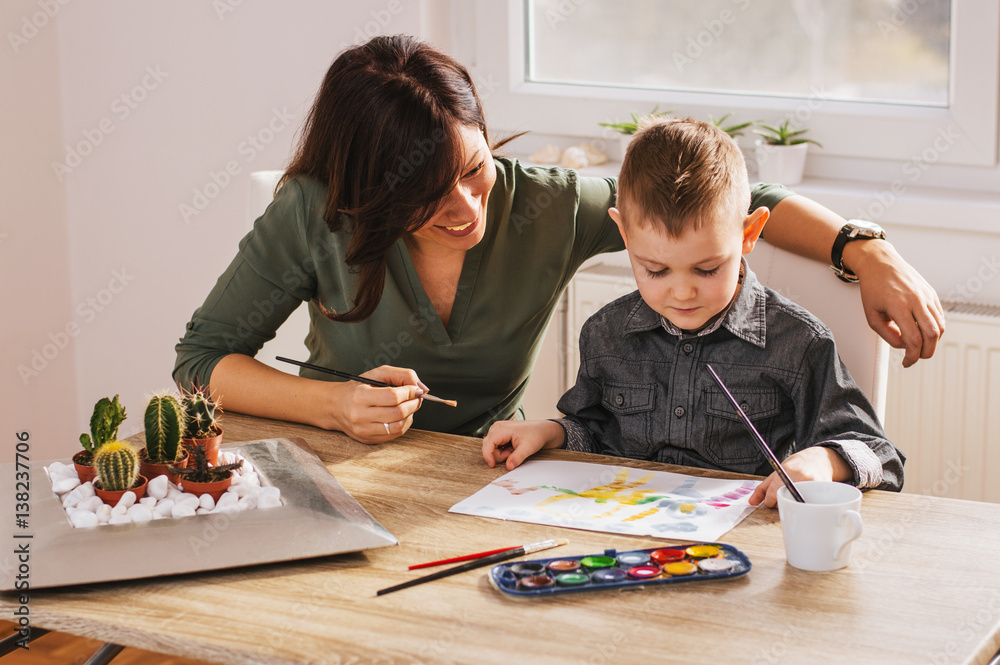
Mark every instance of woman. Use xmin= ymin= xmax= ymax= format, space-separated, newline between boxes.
xmin=174 ymin=35 xmax=943 ymax=444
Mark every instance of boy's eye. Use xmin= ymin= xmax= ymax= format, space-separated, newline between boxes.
xmin=645 ymin=267 xmax=668 ymax=278
xmin=696 ymin=266 xmax=721 ymax=277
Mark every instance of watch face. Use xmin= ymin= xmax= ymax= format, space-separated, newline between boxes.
xmin=847 ymin=220 xmax=885 ymax=236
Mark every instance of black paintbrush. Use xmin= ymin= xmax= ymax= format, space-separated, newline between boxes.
xmin=276 ymin=356 xmax=457 ymax=407
xmin=706 ymin=364 xmax=805 ymax=503
xmin=375 ymin=538 xmax=567 ymax=596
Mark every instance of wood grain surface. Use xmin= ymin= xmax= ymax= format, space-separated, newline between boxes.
xmin=3 ymin=412 xmax=999 ymax=665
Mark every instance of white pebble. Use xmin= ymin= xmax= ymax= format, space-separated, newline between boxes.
xmin=139 ymin=497 xmax=157 ymax=508
xmin=47 ymin=461 xmax=70 ymax=476
xmin=70 ymin=511 xmax=98 ymax=528
xmin=215 ymin=492 xmax=238 ymax=510
xmin=77 ymin=496 xmax=104 ymax=513
xmin=108 ymin=514 xmax=132 ymax=525
xmin=238 ymin=494 xmax=258 ymax=510
xmin=115 ymin=491 xmax=137 ymax=510
xmin=52 ymin=476 xmax=80 ymax=494
xmin=147 ymin=475 xmax=169 ymax=500
xmin=171 ymin=503 xmax=197 ymax=518
xmin=111 ymin=505 xmax=128 ymax=518
xmin=258 ymin=491 xmax=282 ymax=510
xmin=127 ymin=505 xmax=153 ymax=523
xmin=96 ymin=504 xmax=112 ymax=523
xmin=196 ymin=507 xmax=212 ymax=515
xmin=235 ymin=481 xmax=260 ymax=499
xmin=152 ymin=512 xmax=165 ymax=520
xmin=176 ymin=492 xmax=200 ymax=506
xmin=62 ymin=488 xmax=84 ymax=509
xmin=77 ymin=482 xmax=95 ymax=499
xmin=199 ymin=493 xmax=216 ymax=510
xmin=166 ymin=487 xmax=184 ymax=500
xmin=153 ymin=499 xmax=175 ymax=517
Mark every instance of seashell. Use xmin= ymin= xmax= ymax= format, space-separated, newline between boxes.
xmin=560 ymin=146 xmax=589 ymax=169
xmin=530 ymin=144 xmax=562 ymax=164
xmin=578 ymin=143 xmax=608 ymax=166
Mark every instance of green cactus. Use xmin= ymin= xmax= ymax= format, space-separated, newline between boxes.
xmin=79 ymin=395 xmax=127 ymax=454
xmin=93 ymin=441 xmax=139 ymax=492
xmin=181 ymin=386 xmax=222 ymax=440
xmin=143 ymin=393 xmax=185 ymax=463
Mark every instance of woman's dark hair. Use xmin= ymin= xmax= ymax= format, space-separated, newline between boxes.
xmin=281 ymin=34 xmax=493 ymax=323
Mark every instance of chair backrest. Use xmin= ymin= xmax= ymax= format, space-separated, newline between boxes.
xmin=746 ymin=238 xmax=889 ymax=422
xmin=248 ymin=170 xmax=311 ymax=370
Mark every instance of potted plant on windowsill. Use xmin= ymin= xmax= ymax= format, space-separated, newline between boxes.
xmin=75 ymin=395 xmax=127 ymax=484
xmin=180 ymin=385 xmax=224 ymax=465
xmin=753 ymin=117 xmax=822 ymax=186
xmin=139 ymin=392 xmax=189 ymax=484
xmin=708 ymin=112 xmax=757 ymax=140
xmin=93 ymin=441 xmax=148 ymax=505
xmin=171 ymin=445 xmax=243 ymax=502
xmin=599 ymin=105 xmax=672 ymax=157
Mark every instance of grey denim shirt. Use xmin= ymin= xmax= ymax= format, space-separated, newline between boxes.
xmin=557 ymin=264 xmax=904 ymax=491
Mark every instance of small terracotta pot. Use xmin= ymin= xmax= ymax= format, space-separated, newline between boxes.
xmin=94 ymin=475 xmax=148 ymax=506
xmin=72 ymin=450 xmax=97 ymax=484
xmin=139 ymin=449 xmax=189 ymax=485
xmin=179 ymin=473 xmax=233 ymax=502
xmin=182 ymin=428 xmax=223 ymax=465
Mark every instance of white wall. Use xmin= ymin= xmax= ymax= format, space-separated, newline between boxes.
xmin=1 ymin=0 xmax=78 ymax=461
xmin=3 ymin=1 xmax=429 ymax=460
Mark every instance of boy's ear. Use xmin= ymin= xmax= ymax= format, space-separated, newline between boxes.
xmin=742 ymin=207 xmax=769 ymax=254
xmin=609 ymin=207 xmax=629 ymax=250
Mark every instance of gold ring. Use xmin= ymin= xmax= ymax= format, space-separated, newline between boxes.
xmin=383 ymin=422 xmax=391 ymax=436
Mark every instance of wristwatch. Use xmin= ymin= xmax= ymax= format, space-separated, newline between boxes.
xmin=830 ymin=220 xmax=886 ymax=283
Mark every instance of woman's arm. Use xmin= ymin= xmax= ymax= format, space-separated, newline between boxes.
xmin=763 ymin=194 xmax=945 ymax=367
xmin=209 ymin=354 xmax=424 ymax=443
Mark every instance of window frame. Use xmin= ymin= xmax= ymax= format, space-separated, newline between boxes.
xmin=462 ymin=0 xmax=999 ymax=169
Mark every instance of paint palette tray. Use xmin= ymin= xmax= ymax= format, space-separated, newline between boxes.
xmin=489 ymin=543 xmax=750 ymax=598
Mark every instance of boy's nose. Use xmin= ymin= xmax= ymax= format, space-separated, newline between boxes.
xmin=671 ymin=280 xmax=697 ymax=301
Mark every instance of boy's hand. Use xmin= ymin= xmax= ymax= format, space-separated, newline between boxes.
xmin=482 ymin=420 xmax=566 ymax=470
xmin=748 ymin=446 xmax=852 ymax=508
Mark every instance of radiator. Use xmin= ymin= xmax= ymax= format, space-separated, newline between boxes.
xmin=883 ymin=302 xmax=1000 ymax=503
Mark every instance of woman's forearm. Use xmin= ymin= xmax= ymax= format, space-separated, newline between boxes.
xmin=760 ymin=193 xmax=945 ymax=367
xmin=761 ymin=194 xmax=843 ymax=264
xmin=207 ymin=354 xmax=342 ymax=431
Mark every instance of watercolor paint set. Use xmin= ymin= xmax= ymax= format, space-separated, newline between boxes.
xmin=488 ymin=542 xmax=750 ymax=598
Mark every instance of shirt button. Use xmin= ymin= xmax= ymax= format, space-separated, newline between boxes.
xmin=674 ymin=406 xmax=685 ymax=418
xmin=683 ymin=343 xmax=694 ymax=354
xmin=615 ymin=394 xmax=625 ymax=406
xmin=740 ymin=402 xmax=750 ymax=413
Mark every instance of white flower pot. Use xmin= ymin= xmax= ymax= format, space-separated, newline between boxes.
xmin=754 ymin=140 xmax=809 ymax=185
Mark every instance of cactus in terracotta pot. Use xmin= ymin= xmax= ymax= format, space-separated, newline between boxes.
xmin=79 ymin=394 xmax=127 ymax=456
xmin=182 ymin=386 xmax=222 ymax=440
xmin=143 ymin=393 xmax=185 ymax=464
xmin=93 ymin=441 xmax=139 ymax=492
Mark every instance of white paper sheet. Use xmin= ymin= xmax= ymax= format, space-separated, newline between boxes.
xmin=449 ymin=460 xmax=761 ymax=541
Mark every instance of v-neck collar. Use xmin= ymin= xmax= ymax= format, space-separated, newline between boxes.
xmin=389 ymin=239 xmax=484 ymax=346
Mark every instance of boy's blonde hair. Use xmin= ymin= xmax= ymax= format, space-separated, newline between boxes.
xmin=617 ymin=116 xmax=750 ymax=237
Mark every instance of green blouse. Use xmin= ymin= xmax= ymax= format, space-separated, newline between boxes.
xmin=173 ymin=159 xmax=790 ymax=436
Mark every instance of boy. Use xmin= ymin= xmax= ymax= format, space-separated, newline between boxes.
xmin=482 ymin=116 xmax=904 ymax=508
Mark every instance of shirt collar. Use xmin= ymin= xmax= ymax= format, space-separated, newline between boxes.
xmin=622 ymin=258 xmax=767 ymax=348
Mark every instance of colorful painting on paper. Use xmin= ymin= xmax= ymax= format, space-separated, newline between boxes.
xmin=449 ymin=460 xmax=761 ymax=541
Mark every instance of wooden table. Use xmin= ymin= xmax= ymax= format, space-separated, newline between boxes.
xmin=5 ymin=412 xmax=1000 ymax=664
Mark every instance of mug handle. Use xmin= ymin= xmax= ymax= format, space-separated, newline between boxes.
xmin=833 ymin=510 xmax=864 ymax=560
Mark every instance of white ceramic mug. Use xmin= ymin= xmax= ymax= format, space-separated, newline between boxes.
xmin=777 ymin=480 xmax=863 ymax=572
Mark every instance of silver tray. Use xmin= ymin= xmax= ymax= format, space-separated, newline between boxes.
xmin=1 ymin=438 xmax=397 ymax=590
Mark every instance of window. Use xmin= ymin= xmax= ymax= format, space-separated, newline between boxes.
xmin=462 ymin=0 xmax=999 ymax=168
xmin=528 ymin=1 xmax=949 ymax=107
